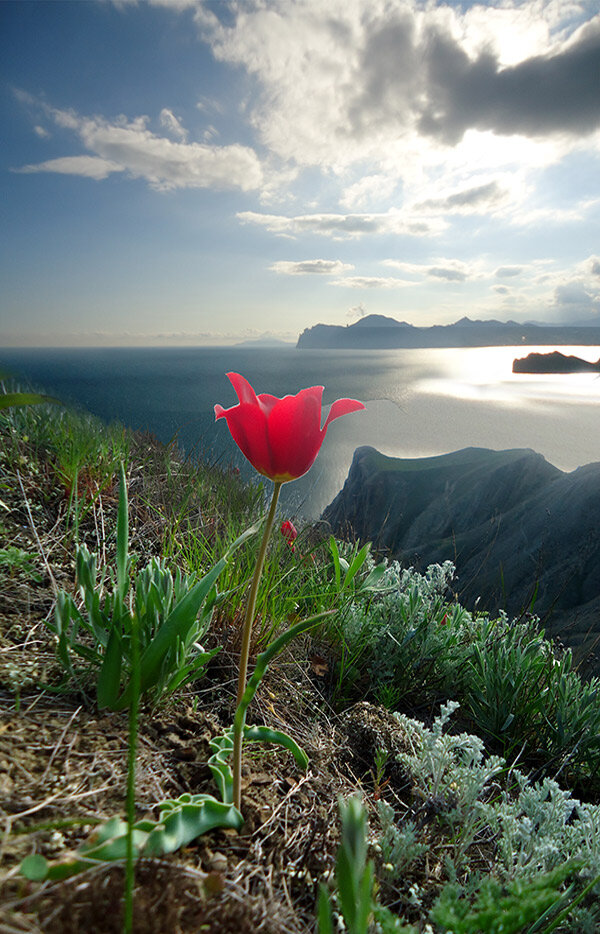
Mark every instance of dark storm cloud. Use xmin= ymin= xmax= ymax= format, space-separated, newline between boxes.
xmin=348 ymin=11 xmax=420 ymax=136
xmin=420 ymin=17 xmax=600 ymax=143
xmin=351 ymin=13 xmax=600 ymax=145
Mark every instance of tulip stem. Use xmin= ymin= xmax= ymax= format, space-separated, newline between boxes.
xmin=233 ymin=480 xmax=282 ymax=812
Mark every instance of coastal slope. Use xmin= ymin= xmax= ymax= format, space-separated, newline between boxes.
xmin=323 ymin=446 xmax=600 ymax=659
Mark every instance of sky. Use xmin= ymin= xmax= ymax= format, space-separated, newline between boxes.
xmin=1 ymin=0 xmax=600 ymax=347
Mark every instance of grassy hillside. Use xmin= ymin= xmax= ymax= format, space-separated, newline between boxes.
xmin=1 ymin=387 xmax=600 ymax=933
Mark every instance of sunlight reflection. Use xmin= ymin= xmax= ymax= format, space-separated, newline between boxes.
xmin=413 ymin=346 xmax=600 ymax=407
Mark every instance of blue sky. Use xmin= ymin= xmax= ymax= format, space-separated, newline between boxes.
xmin=2 ymin=0 xmax=600 ymax=346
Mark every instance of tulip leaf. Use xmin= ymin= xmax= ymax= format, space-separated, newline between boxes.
xmin=19 ymin=795 xmax=243 ymax=883
xmin=317 ymin=884 xmax=335 ymax=934
xmin=329 ymin=536 xmax=342 ymax=590
xmin=125 ymin=522 xmax=260 ymax=703
xmin=343 ymin=542 xmax=371 ymax=590
xmin=244 ymin=724 xmax=309 ymax=771
xmin=236 ymin=610 xmax=334 ymax=724
xmin=362 ymin=563 xmax=387 ymax=591
xmin=96 ymin=625 xmax=123 ymax=710
xmin=143 ymin=793 xmax=243 ymax=855
xmin=110 ymin=561 xmax=224 ymax=710
xmin=208 ymin=723 xmax=311 ymax=805
xmin=208 ymin=731 xmax=236 ymax=803
xmin=162 ymin=647 xmax=220 ymax=696
xmin=116 ymin=462 xmax=129 ymax=605
xmin=20 ymin=854 xmax=49 ymax=882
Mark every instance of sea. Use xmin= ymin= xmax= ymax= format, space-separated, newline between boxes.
xmin=2 ymin=344 xmax=599 ymax=519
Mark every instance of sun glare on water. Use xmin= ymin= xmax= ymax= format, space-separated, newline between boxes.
xmin=414 ymin=346 xmax=600 ymax=407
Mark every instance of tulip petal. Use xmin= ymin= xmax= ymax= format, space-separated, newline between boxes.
xmin=322 ymin=397 xmax=365 ymax=432
xmin=217 ymin=402 xmax=274 ymax=478
xmin=227 ymin=372 xmax=259 ymax=407
xmin=257 ymin=393 xmax=280 ymax=416
xmin=267 ymin=387 xmax=324 ymax=479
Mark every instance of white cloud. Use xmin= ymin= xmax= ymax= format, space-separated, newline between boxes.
xmin=415 ymin=180 xmax=509 ymax=215
xmin=514 ymin=196 xmax=599 ymax=227
xmin=329 ymin=275 xmax=412 ymax=289
xmin=113 ymin=0 xmax=198 ymax=9
xmin=237 ymin=210 xmax=444 ymax=239
xmin=270 ymin=259 xmax=354 ymax=275
xmin=347 ymin=302 xmax=367 ymax=318
xmin=495 ymin=266 xmax=524 ymax=278
xmin=159 ymin=107 xmax=188 ymax=141
xmin=427 ymin=267 xmax=468 ymax=283
xmin=340 ymin=174 xmax=399 ymax=210
xmin=551 ymin=276 xmax=600 ymax=322
xmin=16 ymin=100 xmax=263 ymax=192
xmin=384 ymin=258 xmax=477 ymax=282
xmin=197 ymin=0 xmax=600 ymax=185
xmin=13 ymin=155 xmax=124 ymax=180
xmin=196 ymin=96 xmax=224 ymax=115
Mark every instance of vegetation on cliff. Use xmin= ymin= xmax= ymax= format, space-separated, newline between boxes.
xmin=324 ymin=445 xmax=600 ymax=662
xmin=1 ymin=384 xmax=600 ymax=933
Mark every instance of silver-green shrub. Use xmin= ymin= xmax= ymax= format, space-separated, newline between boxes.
xmin=375 ymin=704 xmax=600 ymax=931
xmin=337 ymin=561 xmax=474 ymax=705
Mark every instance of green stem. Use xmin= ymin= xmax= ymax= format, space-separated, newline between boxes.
xmin=124 ymin=612 xmax=141 ymax=934
xmin=232 ymin=480 xmax=282 ymax=811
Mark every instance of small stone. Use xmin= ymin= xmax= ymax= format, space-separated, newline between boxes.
xmin=206 ymin=850 xmax=228 ymax=873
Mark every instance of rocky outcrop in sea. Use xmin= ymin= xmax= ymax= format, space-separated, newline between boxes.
xmin=513 ymin=351 xmax=600 ymax=373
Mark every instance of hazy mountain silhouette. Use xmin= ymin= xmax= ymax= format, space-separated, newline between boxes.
xmin=297 ymin=314 xmax=600 ymax=348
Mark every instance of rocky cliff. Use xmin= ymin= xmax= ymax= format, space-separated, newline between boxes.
xmin=323 ymin=446 xmax=600 ymax=660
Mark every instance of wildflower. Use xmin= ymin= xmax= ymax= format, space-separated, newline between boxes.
xmin=214 ymin=372 xmax=364 ymax=811
xmin=214 ymin=372 xmax=364 ymax=483
xmin=280 ymin=519 xmax=298 ymax=550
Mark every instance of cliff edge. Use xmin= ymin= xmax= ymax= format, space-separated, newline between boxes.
xmin=323 ymin=445 xmax=600 ymax=660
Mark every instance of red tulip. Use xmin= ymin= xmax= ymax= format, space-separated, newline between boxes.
xmin=214 ymin=372 xmax=364 ymax=483
xmin=280 ymin=519 xmax=298 ymax=550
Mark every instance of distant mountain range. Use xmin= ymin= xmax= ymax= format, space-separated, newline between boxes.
xmin=297 ymin=314 xmax=600 ymax=349
xmin=323 ymin=445 xmax=600 ymax=667
xmin=235 ymin=337 xmax=294 ymax=347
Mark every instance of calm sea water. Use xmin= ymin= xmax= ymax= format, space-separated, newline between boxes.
xmin=2 ymin=344 xmax=599 ymax=517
